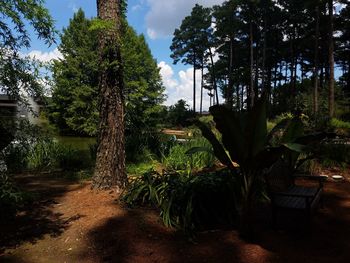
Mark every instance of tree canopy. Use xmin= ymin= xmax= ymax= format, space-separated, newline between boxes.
xmin=0 ymin=0 xmax=56 ymax=101
xmin=172 ymin=1 xmax=350 ymax=119
xmin=49 ymin=9 xmax=165 ymax=142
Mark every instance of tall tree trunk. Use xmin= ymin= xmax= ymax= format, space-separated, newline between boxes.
xmin=208 ymin=47 xmax=219 ymax=104
xmin=290 ymin=30 xmax=297 ymax=110
xmin=313 ymin=6 xmax=320 ymax=115
xmin=267 ymin=65 xmax=272 ymax=103
xmin=236 ymin=84 xmax=241 ymax=111
xmin=300 ymin=56 xmax=304 ymax=84
xmin=200 ymin=64 xmax=204 ymax=114
xmin=93 ymin=0 xmax=127 ymax=191
xmin=241 ymin=85 xmax=244 ymax=110
xmin=320 ymin=64 xmax=324 ymax=90
xmin=254 ymin=48 xmax=259 ymax=99
xmin=227 ymin=37 xmax=234 ymax=109
xmin=274 ymin=65 xmax=278 ymax=90
xmin=328 ymin=0 xmax=335 ymax=118
xmin=262 ymin=16 xmax=267 ymax=91
xmin=347 ymin=60 xmax=350 ymax=94
xmin=193 ymin=52 xmax=196 ymax=113
xmin=249 ymin=22 xmax=255 ymax=108
xmin=284 ymin=61 xmax=288 ymax=85
xmin=279 ymin=62 xmax=282 ymax=86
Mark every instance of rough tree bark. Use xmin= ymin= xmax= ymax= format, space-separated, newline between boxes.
xmin=200 ymin=62 xmax=203 ymax=114
xmin=93 ymin=0 xmax=127 ymax=191
xmin=227 ymin=37 xmax=234 ymax=109
xmin=328 ymin=0 xmax=335 ymax=118
xmin=193 ymin=52 xmax=196 ymax=113
xmin=208 ymin=47 xmax=219 ymax=104
xmin=313 ymin=6 xmax=320 ymax=115
xmin=249 ymin=21 xmax=255 ymax=108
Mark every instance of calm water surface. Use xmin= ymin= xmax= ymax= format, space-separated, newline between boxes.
xmin=55 ymin=136 xmax=96 ymax=150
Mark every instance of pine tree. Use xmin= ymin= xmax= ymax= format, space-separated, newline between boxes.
xmin=93 ymin=0 xmax=127 ymax=190
xmin=170 ymin=4 xmax=212 ymax=112
xmin=50 ymin=10 xmax=165 ymax=139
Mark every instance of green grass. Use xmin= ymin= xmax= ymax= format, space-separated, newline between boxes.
xmin=330 ymin=118 xmax=350 ymax=129
xmin=330 ymin=118 xmax=350 ymax=136
xmin=161 ymin=137 xmax=216 ymax=172
xmin=127 ymin=161 xmax=157 ymax=176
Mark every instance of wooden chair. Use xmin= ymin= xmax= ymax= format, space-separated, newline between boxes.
xmin=265 ymin=159 xmax=327 ymax=225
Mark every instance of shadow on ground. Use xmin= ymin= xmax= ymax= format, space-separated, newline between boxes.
xmin=80 ymin=180 xmax=350 ymax=263
xmin=0 ymin=173 xmax=85 ymax=253
xmin=79 ymin=208 xmax=262 ymax=263
xmin=254 ymin=180 xmax=350 ymax=263
xmin=2 ymin=174 xmax=350 ymax=263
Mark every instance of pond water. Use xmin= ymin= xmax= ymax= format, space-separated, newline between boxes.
xmin=54 ymin=136 xmax=96 ymax=150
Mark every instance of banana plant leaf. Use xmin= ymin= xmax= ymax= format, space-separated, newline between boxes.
xmin=194 ymin=120 xmax=234 ymax=170
xmin=294 ymin=132 xmax=336 ymax=145
xmin=267 ymin=118 xmax=291 ymax=144
xmin=281 ymin=116 xmax=304 ymax=144
xmin=209 ymin=105 xmax=247 ymax=165
xmin=244 ymin=93 xmax=267 ymax=158
xmin=283 ymin=143 xmax=307 ymax=153
xmin=185 ymin=146 xmax=214 ymax=156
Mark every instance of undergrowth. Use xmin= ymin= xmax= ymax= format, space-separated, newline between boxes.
xmin=123 ymin=169 xmax=237 ymax=236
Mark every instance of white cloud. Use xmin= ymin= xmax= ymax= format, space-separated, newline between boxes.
xmin=158 ymin=61 xmax=215 ymax=111
xmin=68 ymin=1 xmax=79 ymax=13
xmin=26 ymin=48 xmax=63 ymax=63
xmin=145 ymin=0 xmax=225 ymax=39
xmin=131 ymin=4 xmax=142 ymax=12
xmin=147 ymin=28 xmax=157 ymax=40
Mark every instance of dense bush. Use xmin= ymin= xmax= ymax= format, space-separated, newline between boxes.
xmin=308 ymin=141 xmax=350 ymax=170
xmin=123 ymin=169 xmax=237 ymax=234
xmin=0 ymin=173 xmax=30 ymax=221
xmin=166 ymin=99 xmax=195 ymax=127
xmin=2 ymin=119 xmax=44 ymax=172
xmin=27 ymin=139 xmax=87 ymax=171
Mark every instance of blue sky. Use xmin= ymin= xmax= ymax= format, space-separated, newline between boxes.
xmin=26 ymin=0 xmax=226 ymax=109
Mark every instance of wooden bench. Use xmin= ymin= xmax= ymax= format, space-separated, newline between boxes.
xmin=265 ymin=160 xmax=327 ymax=225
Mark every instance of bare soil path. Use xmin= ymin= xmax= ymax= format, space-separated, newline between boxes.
xmin=1 ymin=173 xmax=350 ymax=263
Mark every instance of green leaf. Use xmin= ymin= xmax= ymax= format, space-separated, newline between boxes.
xmin=210 ymin=105 xmax=247 ymax=164
xmin=281 ymin=117 xmax=304 ymax=143
xmin=185 ymin=146 xmax=214 ymax=156
xmin=245 ymin=94 xmax=267 ymax=157
xmin=282 ymin=143 xmax=307 ymax=153
xmin=267 ymin=118 xmax=290 ymax=143
xmin=194 ymin=119 xmax=234 ymax=170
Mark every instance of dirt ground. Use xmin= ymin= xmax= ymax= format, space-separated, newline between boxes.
xmin=1 ymin=171 xmax=350 ymax=263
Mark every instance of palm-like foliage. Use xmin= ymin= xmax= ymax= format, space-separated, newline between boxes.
xmin=194 ymin=95 xmax=333 ymax=233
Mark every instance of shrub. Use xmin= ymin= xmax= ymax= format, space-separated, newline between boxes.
xmin=27 ymin=139 xmax=85 ymax=171
xmin=2 ymin=119 xmax=45 ymax=172
xmin=330 ymin=118 xmax=350 ymax=136
xmin=161 ymin=137 xmax=215 ymax=172
xmin=123 ymin=169 xmax=237 ymax=234
xmin=0 ymin=173 xmax=31 ymax=221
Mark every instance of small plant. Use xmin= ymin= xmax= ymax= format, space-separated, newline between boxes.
xmin=26 ymin=139 xmax=85 ymax=171
xmin=161 ymin=137 xmax=215 ymax=172
xmin=27 ymin=139 xmax=61 ymax=170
